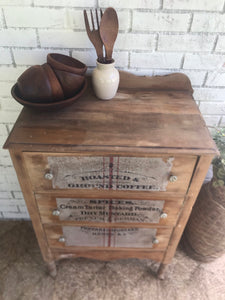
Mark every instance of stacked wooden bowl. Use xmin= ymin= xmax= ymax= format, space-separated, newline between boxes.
xmin=11 ymin=53 xmax=88 ymax=110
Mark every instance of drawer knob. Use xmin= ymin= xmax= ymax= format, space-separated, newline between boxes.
xmin=169 ymin=175 xmax=177 ymax=182
xmin=52 ymin=209 xmax=60 ymax=216
xmin=160 ymin=212 xmax=168 ymax=219
xmin=44 ymin=172 xmax=53 ymax=180
xmin=152 ymin=238 xmax=159 ymax=244
xmin=58 ymin=236 xmax=65 ymax=243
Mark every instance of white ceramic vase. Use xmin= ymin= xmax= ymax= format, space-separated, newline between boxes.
xmin=92 ymin=60 xmax=119 ymax=100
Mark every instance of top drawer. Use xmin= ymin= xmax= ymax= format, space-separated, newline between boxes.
xmin=23 ymin=153 xmax=196 ymax=194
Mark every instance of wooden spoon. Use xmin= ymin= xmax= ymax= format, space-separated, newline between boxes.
xmin=100 ymin=7 xmax=119 ymax=63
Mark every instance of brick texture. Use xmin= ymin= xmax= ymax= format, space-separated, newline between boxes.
xmin=0 ymin=66 xmax=27 ymax=81
xmin=221 ymin=117 xmax=225 ymax=126
xmin=1 ymin=1 xmax=32 ymax=5
xmin=13 ymin=49 xmax=69 ymax=65
xmin=164 ymin=0 xmax=224 ymax=11
xmin=194 ymin=88 xmax=225 ymax=101
xmin=34 ymin=0 xmax=96 ymax=7
xmin=4 ymin=7 xmax=68 ymax=28
xmin=99 ymin=0 xmax=160 ymax=9
xmin=215 ymin=36 xmax=225 ymax=52
xmin=115 ymin=33 xmax=155 ymax=51
xmin=132 ymin=12 xmax=190 ymax=32
xmin=183 ymin=54 xmax=225 ymax=70
xmin=39 ymin=30 xmax=91 ymax=48
xmin=1 ymin=0 xmax=225 ymax=219
xmin=203 ymin=115 xmax=221 ymax=127
xmin=130 ymin=52 xmax=183 ymax=69
xmin=0 ymin=29 xmax=37 ymax=47
xmin=206 ymin=72 xmax=225 ymax=87
xmin=0 ymin=49 xmax=12 ymax=64
xmin=192 ymin=13 xmax=225 ymax=32
xmin=199 ymin=101 xmax=225 ymax=115
xmin=158 ymin=34 xmax=215 ymax=52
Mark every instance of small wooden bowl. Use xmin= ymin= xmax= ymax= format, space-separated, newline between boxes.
xmin=54 ymin=69 xmax=85 ymax=98
xmin=47 ymin=53 xmax=87 ymax=75
xmin=11 ymin=79 xmax=87 ymax=110
xmin=17 ymin=63 xmax=64 ymax=103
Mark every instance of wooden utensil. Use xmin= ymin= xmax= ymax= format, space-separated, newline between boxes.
xmin=84 ymin=9 xmax=104 ymax=63
xmin=100 ymin=7 xmax=118 ymax=63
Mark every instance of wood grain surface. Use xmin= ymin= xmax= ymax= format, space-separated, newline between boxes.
xmin=52 ymin=248 xmax=165 ymax=262
xmin=4 ymin=72 xmax=218 ymax=155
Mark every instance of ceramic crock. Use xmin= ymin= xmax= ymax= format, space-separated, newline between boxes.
xmin=92 ymin=60 xmax=119 ymax=100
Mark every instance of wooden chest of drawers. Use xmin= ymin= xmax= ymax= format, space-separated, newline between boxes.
xmin=4 ymin=72 xmax=218 ymax=279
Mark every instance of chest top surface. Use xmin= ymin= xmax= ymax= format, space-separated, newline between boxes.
xmin=4 ymin=71 xmax=217 ymax=155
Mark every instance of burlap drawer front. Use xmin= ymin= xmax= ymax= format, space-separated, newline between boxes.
xmin=36 ymin=194 xmax=183 ymax=226
xmin=24 ymin=153 xmax=197 ymax=194
xmin=45 ymin=225 xmax=173 ymax=250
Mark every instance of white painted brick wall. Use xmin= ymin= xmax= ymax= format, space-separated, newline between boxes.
xmin=158 ymin=34 xmax=216 ymax=52
xmin=0 ymin=49 xmax=12 ymax=64
xmin=99 ymin=0 xmax=160 ymax=9
xmin=183 ymin=54 xmax=225 ymax=70
xmin=4 ymin=7 xmax=69 ymax=29
xmin=0 ymin=29 xmax=37 ymax=47
xmin=206 ymin=72 xmax=225 ymax=87
xmin=194 ymin=88 xmax=225 ymax=101
xmin=1 ymin=1 xmax=32 ymax=5
xmin=130 ymin=52 xmax=183 ymax=69
xmin=215 ymin=36 xmax=225 ymax=52
xmin=0 ymin=0 xmax=225 ymax=219
xmin=0 ymin=66 xmax=27 ymax=81
xmin=34 ymin=0 xmax=96 ymax=7
xmin=13 ymin=49 xmax=69 ymax=65
xmin=203 ymin=115 xmax=221 ymax=126
xmin=163 ymin=0 xmax=224 ymax=11
xmin=200 ymin=102 xmax=225 ymax=114
xmin=115 ymin=33 xmax=155 ymax=51
xmin=192 ymin=13 xmax=225 ymax=32
xmin=221 ymin=117 xmax=225 ymax=126
xmin=132 ymin=12 xmax=191 ymax=32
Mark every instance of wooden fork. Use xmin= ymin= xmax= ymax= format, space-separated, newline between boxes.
xmin=84 ymin=9 xmax=104 ymax=63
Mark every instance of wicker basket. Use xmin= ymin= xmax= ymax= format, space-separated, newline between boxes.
xmin=182 ymin=181 xmax=225 ymax=262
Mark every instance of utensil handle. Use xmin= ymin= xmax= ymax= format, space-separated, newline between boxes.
xmin=105 ymin=48 xmax=113 ymax=62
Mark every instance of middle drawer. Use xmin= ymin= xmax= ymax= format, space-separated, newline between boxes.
xmin=35 ymin=194 xmax=183 ymax=227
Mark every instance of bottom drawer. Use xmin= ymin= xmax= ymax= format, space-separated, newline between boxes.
xmin=52 ymin=248 xmax=165 ymax=262
xmin=45 ymin=225 xmax=173 ymax=250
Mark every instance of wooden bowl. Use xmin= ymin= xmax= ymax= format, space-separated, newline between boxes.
xmin=47 ymin=53 xmax=87 ymax=75
xmin=54 ymin=69 xmax=85 ymax=98
xmin=17 ymin=64 xmax=64 ymax=103
xmin=11 ymin=79 xmax=87 ymax=110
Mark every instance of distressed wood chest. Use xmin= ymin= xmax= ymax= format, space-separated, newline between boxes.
xmin=4 ymin=71 xmax=218 ymax=279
